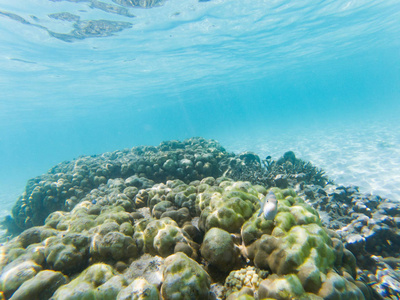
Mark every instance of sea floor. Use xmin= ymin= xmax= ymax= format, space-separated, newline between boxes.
xmin=220 ymin=118 xmax=400 ymax=201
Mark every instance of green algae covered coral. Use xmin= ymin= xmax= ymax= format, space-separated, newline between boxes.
xmin=258 ymin=274 xmax=308 ymax=299
xmin=117 ymin=278 xmax=160 ymax=300
xmin=0 ymin=172 xmax=371 ymax=300
xmin=7 ymin=138 xmax=230 ymax=232
xmin=239 ymin=187 xmax=368 ymax=299
xmin=196 ymin=180 xmax=264 ymax=233
xmin=8 ymin=270 xmax=67 ymax=300
xmin=0 ymin=260 xmax=43 ymax=298
xmin=51 ymin=263 xmax=126 ymax=299
xmin=133 ymin=217 xmax=198 ymax=258
xmin=44 ymin=232 xmax=91 ymax=275
xmin=161 ymin=252 xmax=211 ymax=300
xmin=200 ymin=227 xmax=240 ymax=273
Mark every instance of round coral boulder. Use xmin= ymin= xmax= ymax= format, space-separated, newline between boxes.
xmin=200 ymin=227 xmax=240 ymax=273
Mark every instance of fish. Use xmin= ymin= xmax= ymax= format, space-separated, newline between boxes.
xmin=258 ymin=190 xmax=278 ymax=220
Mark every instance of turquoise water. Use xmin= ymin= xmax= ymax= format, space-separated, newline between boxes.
xmin=1 ymin=0 xmax=400 ymax=218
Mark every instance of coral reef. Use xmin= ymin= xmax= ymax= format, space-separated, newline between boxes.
xmin=117 ymin=278 xmax=160 ymax=300
xmin=196 ymin=180 xmax=262 ymax=233
xmin=9 ymin=270 xmax=67 ymax=300
xmin=200 ymin=227 xmax=241 ymax=273
xmin=51 ymin=263 xmax=126 ymax=299
xmin=161 ymin=252 xmax=211 ymax=299
xmin=7 ymin=138 xmax=231 ymax=232
xmin=298 ymin=182 xmax=400 ymax=298
xmin=223 ymin=150 xmax=330 ymax=189
xmin=0 ymin=137 xmax=399 ymax=299
xmin=224 ymin=266 xmax=269 ymax=297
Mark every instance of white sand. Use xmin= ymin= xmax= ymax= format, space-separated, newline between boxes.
xmin=221 ymin=119 xmax=400 ymax=201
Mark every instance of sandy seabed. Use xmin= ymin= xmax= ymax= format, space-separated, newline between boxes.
xmin=221 ymin=118 xmax=400 ymax=201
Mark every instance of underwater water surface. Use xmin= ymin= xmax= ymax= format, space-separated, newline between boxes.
xmin=1 ymin=0 xmax=400 ymax=219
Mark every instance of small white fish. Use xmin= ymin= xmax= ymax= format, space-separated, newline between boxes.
xmin=258 ymin=190 xmax=278 ymax=220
